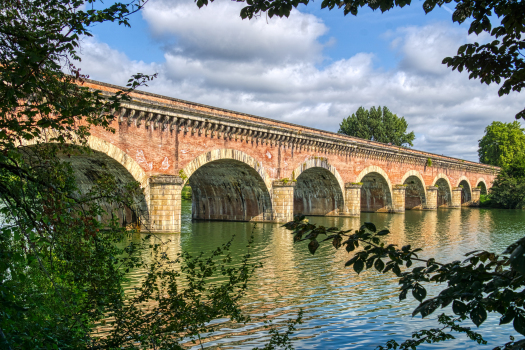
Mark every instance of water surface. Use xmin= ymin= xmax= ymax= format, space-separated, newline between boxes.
xmin=128 ymin=203 xmax=525 ymax=349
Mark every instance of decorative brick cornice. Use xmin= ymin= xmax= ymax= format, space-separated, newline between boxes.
xmin=86 ymin=78 xmax=499 ymax=176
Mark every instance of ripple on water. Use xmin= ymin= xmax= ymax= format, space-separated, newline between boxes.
xmin=123 ymin=203 xmax=525 ymax=349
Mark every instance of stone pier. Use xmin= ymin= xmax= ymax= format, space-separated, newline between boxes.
xmin=272 ymin=181 xmax=295 ymax=223
xmin=423 ymin=186 xmax=438 ymax=210
xmin=451 ymin=187 xmax=463 ymax=208
xmin=343 ymin=183 xmax=362 ymax=216
xmin=471 ymin=187 xmax=481 ymax=206
xmin=148 ymin=175 xmax=183 ymax=232
xmin=392 ymin=185 xmax=406 ymax=213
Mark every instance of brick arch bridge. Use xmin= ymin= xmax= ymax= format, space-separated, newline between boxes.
xmin=72 ymin=79 xmax=498 ymax=232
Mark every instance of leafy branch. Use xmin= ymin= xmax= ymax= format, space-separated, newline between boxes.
xmin=283 ymin=215 xmax=525 ymax=349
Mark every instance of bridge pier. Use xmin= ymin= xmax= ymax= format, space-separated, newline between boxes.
xmin=423 ymin=186 xmax=438 ymax=210
xmin=272 ymin=181 xmax=295 ymax=223
xmin=471 ymin=187 xmax=481 ymax=206
xmin=148 ymin=175 xmax=183 ymax=232
xmin=392 ymin=185 xmax=406 ymax=213
xmin=451 ymin=187 xmax=463 ymax=208
xmin=342 ymin=183 xmax=361 ymax=216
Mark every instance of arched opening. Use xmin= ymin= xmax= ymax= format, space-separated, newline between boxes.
xmin=403 ymin=175 xmax=426 ymax=210
xmin=188 ymin=159 xmax=272 ymax=222
xmin=477 ymin=181 xmax=488 ymax=195
xmin=459 ymin=180 xmax=472 ymax=204
xmin=49 ymin=145 xmax=148 ymax=228
xmin=294 ymin=167 xmax=344 ymax=216
xmin=360 ymin=172 xmax=392 ymax=212
xmin=435 ymin=178 xmax=452 ymax=207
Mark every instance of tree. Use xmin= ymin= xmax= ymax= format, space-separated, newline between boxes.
xmin=197 ymin=0 xmax=525 ymax=120
xmin=478 ymin=121 xmax=525 ymax=168
xmin=0 ymin=1 xmax=272 ymax=348
xmin=284 ymin=216 xmax=525 ymax=349
xmin=338 ymin=106 xmax=415 ymax=147
xmin=487 ymin=153 xmax=525 ymax=209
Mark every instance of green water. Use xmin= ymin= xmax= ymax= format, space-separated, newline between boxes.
xmin=127 ymin=202 xmax=525 ymax=349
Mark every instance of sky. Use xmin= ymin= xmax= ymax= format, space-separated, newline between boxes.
xmin=77 ymin=0 xmax=522 ymax=161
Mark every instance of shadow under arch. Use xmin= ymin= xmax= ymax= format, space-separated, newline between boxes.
xmin=401 ymin=170 xmax=427 ymax=210
xmin=181 ymin=149 xmax=273 ymax=222
xmin=19 ymin=139 xmax=149 ymax=228
xmin=457 ymin=176 xmax=472 ymax=204
xmin=356 ymin=166 xmax=393 ymax=212
xmin=476 ymin=178 xmax=488 ymax=195
xmin=432 ymin=173 xmax=452 ymax=207
xmin=291 ymin=159 xmax=344 ymax=216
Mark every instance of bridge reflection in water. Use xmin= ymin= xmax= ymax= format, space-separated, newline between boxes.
xmin=119 ymin=204 xmax=521 ymax=349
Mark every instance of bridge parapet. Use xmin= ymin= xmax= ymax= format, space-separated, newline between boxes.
xmin=87 ymin=79 xmax=497 ymax=177
xmin=63 ymin=79 xmax=502 ymax=233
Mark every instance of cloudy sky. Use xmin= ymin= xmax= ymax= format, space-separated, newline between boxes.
xmin=78 ymin=0 xmax=522 ymax=161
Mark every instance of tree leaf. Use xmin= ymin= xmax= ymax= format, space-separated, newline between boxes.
xmin=374 ymin=258 xmax=385 ymax=272
xmin=412 ymin=284 xmax=427 ymax=302
xmin=470 ymin=304 xmax=487 ymax=327
xmin=376 ymin=229 xmax=390 ymax=236
xmin=308 ymin=240 xmax=319 ymax=255
xmin=345 ymin=256 xmax=358 ymax=267
xmin=500 ymin=308 xmax=516 ymax=325
xmin=514 ymin=314 xmax=525 ymax=336
xmin=452 ymin=300 xmax=468 ymax=315
xmin=353 ymin=259 xmax=365 ymax=274
xmin=364 ymin=222 xmax=376 ymax=232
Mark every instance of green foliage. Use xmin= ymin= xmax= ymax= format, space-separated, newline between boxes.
xmin=199 ymin=0 xmax=525 ymax=119
xmin=181 ymin=184 xmax=192 ymax=200
xmin=479 ymin=194 xmax=492 ymax=207
xmin=489 ymin=154 xmax=525 ymax=209
xmin=0 ymin=0 xmax=282 ymax=348
xmin=283 ymin=215 xmax=525 ymax=349
xmin=426 ymin=158 xmax=432 ymax=167
xmin=338 ymin=106 xmax=415 ymax=147
xmin=179 ymin=169 xmax=188 ymax=181
xmin=478 ymin=121 xmax=525 ymax=168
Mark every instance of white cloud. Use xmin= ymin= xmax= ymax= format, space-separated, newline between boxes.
xmin=77 ymin=2 xmax=523 ymax=161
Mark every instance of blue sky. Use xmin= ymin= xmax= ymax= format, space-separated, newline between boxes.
xmin=79 ymin=0 xmax=520 ymax=161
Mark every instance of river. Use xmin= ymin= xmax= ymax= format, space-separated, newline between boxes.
xmin=126 ymin=202 xmax=525 ymax=349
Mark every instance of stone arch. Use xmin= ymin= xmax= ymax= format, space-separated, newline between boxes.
xmin=356 ymin=166 xmax=393 ymax=212
xmin=476 ymin=178 xmax=488 ymax=195
xmin=19 ymin=135 xmax=149 ymax=227
xmin=432 ymin=173 xmax=452 ymax=207
xmin=290 ymin=158 xmax=345 ymax=216
xmin=181 ymin=149 xmax=273 ymax=222
xmin=401 ymin=170 xmax=427 ymax=210
xmin=19 ymin=134 xmax=148 ymax=188
xmin=181 ymin=149 xmax=272 ymax=191
xmin=457 ymin=176 xmax=472 ymax=204
xmin=85 ymin=136 xmax=148 ymax=187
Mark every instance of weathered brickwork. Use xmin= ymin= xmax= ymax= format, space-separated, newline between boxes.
xmin=65 ymin=79 xmax=500 ymax=232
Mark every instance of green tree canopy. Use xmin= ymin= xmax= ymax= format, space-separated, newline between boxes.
xmin=478 ymin=121 xmax=525 ymax=168
xmin=338 ymin=106 xmax=415 ymax=147
xmin=198 ymin=0 xmax=525 ymax=119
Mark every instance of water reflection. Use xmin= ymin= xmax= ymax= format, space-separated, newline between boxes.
xmin=125 ymin=204 xmax=524 ymax=349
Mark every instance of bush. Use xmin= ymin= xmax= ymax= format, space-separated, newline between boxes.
xmin=181 ymin=185 xmax=192 ymax=200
